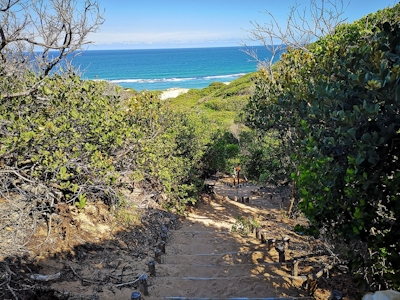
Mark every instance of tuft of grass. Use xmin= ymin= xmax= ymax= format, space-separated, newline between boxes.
xmin=115 ymin=202 xmax=141 ymax=227
xmin=231 ymin=215 xmax=261 ymax=236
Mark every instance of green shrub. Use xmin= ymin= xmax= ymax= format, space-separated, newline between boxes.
xmin=244 ymin=4 xmax=400 ymax=289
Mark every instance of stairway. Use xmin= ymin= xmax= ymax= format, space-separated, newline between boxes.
xmin=136 ymin=181 xmax=311 ymax=300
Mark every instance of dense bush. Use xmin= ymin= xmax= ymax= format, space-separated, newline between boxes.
xmin=170 ymin=73 xmax=255 ymax=128
xmin=203 ymin=97 xmax=247 ymax=112
xmin=239 ymin=130 xmax=288 ymax=184
xmin=201 ymin=131 xmax=241 ymax=176
xmin=244 ymin=4 xmax=400 ymax=289
xmin=0 ymin=71 xmax=215 ymax=253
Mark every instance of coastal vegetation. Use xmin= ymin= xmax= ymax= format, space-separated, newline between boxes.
xmin=0 ymin=0 xmax=215 ymax=256
xmin=243 ymin=3 xmax=400 ymax=290
xmin=0 ymin=0 xmax=399 ymax=295
xmin=169 ymin=73 xmax=255 ymax=127
xmin=172 ymin=1 xmax=400 ymax=290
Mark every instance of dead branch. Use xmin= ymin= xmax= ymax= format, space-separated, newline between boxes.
xmin=67 ymin=263 xmax=102 ymax=285
xmin=243 ymin=0 xmax=348 ymax=67
xmin=115 ymin=274 xmax=144 ymax=288
xmin=0 ymin=0 xmax=104 ymax=99
xmin=30 ymin=272 xmax=61 ymax=282
xmin=6 ymin=283 xmax=18 ymax=300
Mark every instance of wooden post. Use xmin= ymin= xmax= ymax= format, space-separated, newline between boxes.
xmin=283 ymin=237 xmax=290 ymax=251
xmin=275 ymin=246 xmax=285 ymax=262
xmin=267 ymin=239 xmax=276 ymax=251
xmin=138 ymin=275 xmax=149 ymax=296
xmin=307 ymin=274 xmax=318 ymax=296
xmin=256 ymin=228 xmax=262 ymax=240
xmin=291 ymin=259 xmax=299 ymax=276
xmin=161 ymin=233 xmax=167 ymax=242
xmin=158 ymin=241 xmax=166 ymax=253
xmin=155 ymin=248 xmax=162 ymax=263
xmin=148 ymin=261 xmax=156 ymax=277
xmin=260 ymin=230 xmax=268 ymax=243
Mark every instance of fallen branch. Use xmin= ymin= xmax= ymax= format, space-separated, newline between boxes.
xmin=3 ymin=263 xmax=16 ymax=277
xmin=67 ymin=263 xmax=102 ymax=284
xmin=30 ymin=272 xmax=61 ymax=282
xmin=0 ymin=169 xmax=36 ymax=184
xmin=7 ymin=283 xmax=18 ymax=300
xmin=322 ymin=241 xmax=343 ymax=264
xmin=115 ymin=273 xmax=144 ymax=287
xmin=306 ymin=264 xmax=335 ymax=296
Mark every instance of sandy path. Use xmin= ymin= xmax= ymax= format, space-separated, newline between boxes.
xmin=140 ymin=181 xmax=308 ymax=299
xmin=3 ymin=179 xmax=356 ymax=299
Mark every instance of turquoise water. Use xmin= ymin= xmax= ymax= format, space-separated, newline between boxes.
xmin=73 ymin=46 xmax=275 ymax=91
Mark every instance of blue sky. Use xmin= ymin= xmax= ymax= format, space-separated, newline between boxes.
xmin=90 ymin=0 xmax=398 ymax=50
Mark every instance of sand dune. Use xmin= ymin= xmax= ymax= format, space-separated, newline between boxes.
xmin=160 ymin=88 xmax=189 ymax=100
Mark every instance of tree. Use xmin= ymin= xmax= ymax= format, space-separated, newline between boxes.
xmin=244 ymin=0 xmax=400 ymax=289
xmin=243 ymin=0 xmax=347 ymax=72
xmin=296 ymin=13 xmax=400 ymax=289
xmin=0 ymin=0 xmax=104 ymax=99
xmin=243 ymin=1 xmax=349 ymax=215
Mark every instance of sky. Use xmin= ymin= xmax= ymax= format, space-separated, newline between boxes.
xmin=89 ymin=0 xmax=399 ymax=50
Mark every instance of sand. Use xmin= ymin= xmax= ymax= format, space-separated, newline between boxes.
xmin=160 ymin=88 xmax=189 ymax=100
xmin=12 ymin=179 xmax=357 ymax=300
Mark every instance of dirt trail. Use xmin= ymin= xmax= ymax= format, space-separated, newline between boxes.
xmin=1 ymin=179 xmax=356 ymax=299
xmin=141 ymin=181 xmax=314 ymax=300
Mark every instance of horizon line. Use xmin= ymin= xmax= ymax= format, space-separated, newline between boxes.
xmin=85 ymin=40 xmax=268 ymax=51
xmin=85 ymin=44 xmax=267 ymax=51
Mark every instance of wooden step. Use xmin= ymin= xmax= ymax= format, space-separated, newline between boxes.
xmin=160 ymin=251 xmax=281 ymax=265
xmin=151 ymin=263 xmax=306 ymax=280
xmin=145 ymin=276 xmax=306 ymax=299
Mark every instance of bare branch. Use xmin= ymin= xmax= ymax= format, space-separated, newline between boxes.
xmin=0 ymin=0 xmax=104 ymax=99
xmin=243 ymin=0 xmax=349 ymax=70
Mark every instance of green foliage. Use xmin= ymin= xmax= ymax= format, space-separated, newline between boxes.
xmin=168 ymin=74 xmax=256 ymax=179
xmin=239 ymin=130 xmax=289 ymax=184
xmin=170 ymin=73 xmax=255 ymax=128
xmin=203 ymin=97 xmax=246 ymax=112
xmin=76 ymin=193 xmax=87 ymax=210
xmin=293 ymin=224 xmax=319 ymax=238
xmin=244 ymin=4 xmax=400 ymax=289
xmin=0 ymin=72 xmax=216 ymax=214
xmin=231 ymin=216 xmax=260 ymax=235
xmin=201 ymin=131 xmax=242 ymax=176
xmin=1 ymin=75 xmax=124 ymax=197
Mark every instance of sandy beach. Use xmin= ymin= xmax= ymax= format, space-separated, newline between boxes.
xmin=160 ymin=88 xmax=189 ymax=100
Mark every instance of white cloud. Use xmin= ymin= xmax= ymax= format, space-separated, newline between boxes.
xmin=89 ymin=29 xmax=242 ymax=45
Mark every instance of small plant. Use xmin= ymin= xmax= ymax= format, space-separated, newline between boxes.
xmin=231 ymin=216 xmax=260 ymax=235
xmin=75 ymin=193 xmax=87 ymax=210
xmin=116 ymin=207 xmax=140 ymax=227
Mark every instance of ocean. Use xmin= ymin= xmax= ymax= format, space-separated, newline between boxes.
xmin=72 ymin=46 xmax=274 ymax=91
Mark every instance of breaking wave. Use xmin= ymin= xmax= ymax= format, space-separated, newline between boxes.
xmin=108 ymin=73 xmax=247 ymax=84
